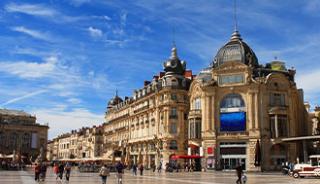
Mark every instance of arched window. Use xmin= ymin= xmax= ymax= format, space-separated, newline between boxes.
xmin=220 ymin=94 xmax=245 ymax=109
xmin=169 ymin=140 xmax=178 ymax=150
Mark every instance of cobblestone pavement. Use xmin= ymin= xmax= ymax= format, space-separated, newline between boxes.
xmin=0 ymin=168 xmax=319 ymax=184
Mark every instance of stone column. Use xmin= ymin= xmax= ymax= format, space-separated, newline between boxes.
xmin=275 ymin=114 xmax=278 ymax=138
xmin=211 ymin=94 xmax=215 ymax=132
xmin=254 ymin=92 xmax=259 ymax=130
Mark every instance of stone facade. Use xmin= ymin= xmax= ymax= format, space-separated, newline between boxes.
xmin=187 ymin=30 xmax=308 ymax=171
xmin=104 ymin=47 xmax=192 ymax=168
xmin=0 ymin=109 xmax=48 ymax=161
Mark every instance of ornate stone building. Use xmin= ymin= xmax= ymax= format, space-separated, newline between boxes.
xmin=188 ymin=30 xmax=308 ymax=171
xmin=0 ymin=109 xmax=49 ymax=161
xmin=104 ymin=47 xmax=193 ymax=168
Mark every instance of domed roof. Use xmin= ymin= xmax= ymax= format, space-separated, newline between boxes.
xmin=107 ymin=92 xmax=123 ymax=108
xmin=163 ymin=46 xmax=186 ymax=75
xmin=212 ymin=30 xmax=258 ymax=68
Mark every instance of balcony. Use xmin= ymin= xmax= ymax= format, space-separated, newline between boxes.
xmin=188 ymin=109 xmax=202 ymax=118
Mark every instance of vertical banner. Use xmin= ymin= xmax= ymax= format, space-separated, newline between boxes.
xmin=200 ymin=146 xmax=203 ymax=156
xmin=187 ymin=147 xmax=191 ymax=156
xmin=31 ymin=133 xmax=38 ymax=149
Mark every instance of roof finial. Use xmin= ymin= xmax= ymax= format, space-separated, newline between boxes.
xmin=170 ymin=27 xmax=178 ymax=59
xmin=115 ymin=89 xmax=118 ymax=97
xmin=233 ymin=0 xmax=238 ymax=31
xmin=230 ymin=0 xmax=242 ymax=41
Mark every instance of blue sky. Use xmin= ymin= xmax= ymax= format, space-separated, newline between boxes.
xmin=0 ymin=0 xmax=320 ymax=139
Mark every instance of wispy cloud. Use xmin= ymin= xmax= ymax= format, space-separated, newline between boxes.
xmin=0 ymin=56 xmax=57 ymax=78
xmin=5 ymin=3 xmax=56 ymax=17
xmin=69 ymin=0 xmax=91 ymax=7
xmin=0 ymin=89 xmax=47 ymax=107
xmin=5 ymin=3 xmax=88 ymax=23
xmin=11 ymin=26 xmax=52 ymax=42
xmin=88 ymin=26 xmax=103 ymax=38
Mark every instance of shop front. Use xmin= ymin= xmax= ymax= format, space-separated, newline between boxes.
xmin=219 ymin=142 xmax=246 ymax=170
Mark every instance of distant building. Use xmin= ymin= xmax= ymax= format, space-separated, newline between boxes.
xmin=0 ymin=109 xmax=49 ymax=161
xmin=47 ymin=125 xmax=104 ymax=162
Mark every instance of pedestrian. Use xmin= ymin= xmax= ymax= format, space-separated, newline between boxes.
xmin=132 ymin=164 xmax=137 ymax=176
xmin=235 ymin=165 xmax=243 ymax=184
xmin=40 ymin=163 xmax=47 ymax=181
xmin=34 ymin=163 xmax=41 ymax=182
xmin=157 ymin=162 xmax=162 ymax=173
xmin=58 ymin=163 xmax=64 ymax=181
xmin=64 ymin=162 xmax=72 ymax=182
xmin=139 ymin=164 xmax=144 ymax=176
xmin=152 ymin=164 xmax=156 ymax=172
xmin=115 ymin=161 xmax=124 ymax=184
xmin=99 ymin=164 xmax=110 ymax=184
xmin=53 ymin=163 xmax=59 ymax=180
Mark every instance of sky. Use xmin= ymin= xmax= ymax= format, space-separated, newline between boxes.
xmin=0 ymin=0 xmax=320 ymax=139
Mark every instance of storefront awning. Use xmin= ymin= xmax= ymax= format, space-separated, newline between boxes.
xmin=171 ymin=155 xmax=203 ymax=160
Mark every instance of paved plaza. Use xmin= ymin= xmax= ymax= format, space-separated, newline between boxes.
xmin=0 ymin=168 xmax=319 ymax=184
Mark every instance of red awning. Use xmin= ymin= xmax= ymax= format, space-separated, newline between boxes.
xmin=171 ymin=155 xmax=203 ymax=160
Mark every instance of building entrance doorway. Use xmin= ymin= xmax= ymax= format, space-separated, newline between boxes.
xmin=219 ymin=142 xmax=247 ymax=170
xmin=221 ymin=158 xmax=246 ymax=170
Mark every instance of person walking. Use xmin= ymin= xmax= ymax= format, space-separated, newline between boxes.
xmin=64 ymin=162 xmax=72 ymax=182
xmin=40 ymin=163 xmax=47 ymax=181
xmin=235 ymin=165 xmax=243 ymax=184
xmin=34 ymin=163 xmax=41 ymax=182
xmin=132 ymin=164 xmax=137 ymax=176
xmin=53 ymin=163 xmax=59 ymax=180
xmin=99 ymin=165 xmax=110 ymax=184
xmin=58 ymin=163 xmax=64 ymax=181
xmin=139 ymin=164 xmax=144 ymax=176
xmin=115 ymin=161 xmax=124 ymax=184
xmin=157 ymin=162 xmax=162 ymax=173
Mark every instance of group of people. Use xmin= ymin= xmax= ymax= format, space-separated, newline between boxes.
xmin=99 ymin=161 xmax=125 ymax=184
xmin=52 ymin=162 xmax=72 ymax=182
xmin=34 ymin=163 xmax=47 ymax=182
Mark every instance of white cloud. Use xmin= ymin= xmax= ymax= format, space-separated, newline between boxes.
xmin=11 ymin=26 xmax=52 ymax=42
xmin=33 ymin=107 xmax=104 ymax=139
xmin=70 ymin=0 xmax=91 ymax=7
xmin=5 ymin=3 xmax=56 ymax=17
xmin=0 ymin=89 xmax=47 ymax=107
xmin=88 ymin=26 xmax=103 ymax=37
xmin=5 ymin=3 xmax=88 ymax=23
xmin=296 ymin=69 xmax=320 ymax=93
xmin=67 ymin=98 xmax=82 ymax=104
xmin=0 ymin=56 xmax=57 ymax=78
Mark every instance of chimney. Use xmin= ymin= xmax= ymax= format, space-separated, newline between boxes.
xmin=153 ymin=75 xmax=159 ymax=81
xmin=144 ymin=80 xmax=151 ymax=86
xmin=184 ymin=70 xmax=192 ymax=79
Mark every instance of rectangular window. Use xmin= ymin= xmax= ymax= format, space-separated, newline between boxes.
xmin=270 ymin=93 xmax=286 ymax=106
xmin=194 ymin=98 xmax=201 ymax=110
xmin=219 ymin=74 xmax=244 ymax=85
xmin=169 ymin=123 xmax=177 ymax=134
xmin=170 ymin=108 xmax=178 ymax=119
xmin=270 ymin=115 xmax=288 ymax=138
xmin=171 ymin=94 xmax=177 ymax=101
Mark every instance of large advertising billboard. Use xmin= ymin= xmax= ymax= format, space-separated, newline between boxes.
xmin=220 ymin=112 xmax=246 ymax=131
